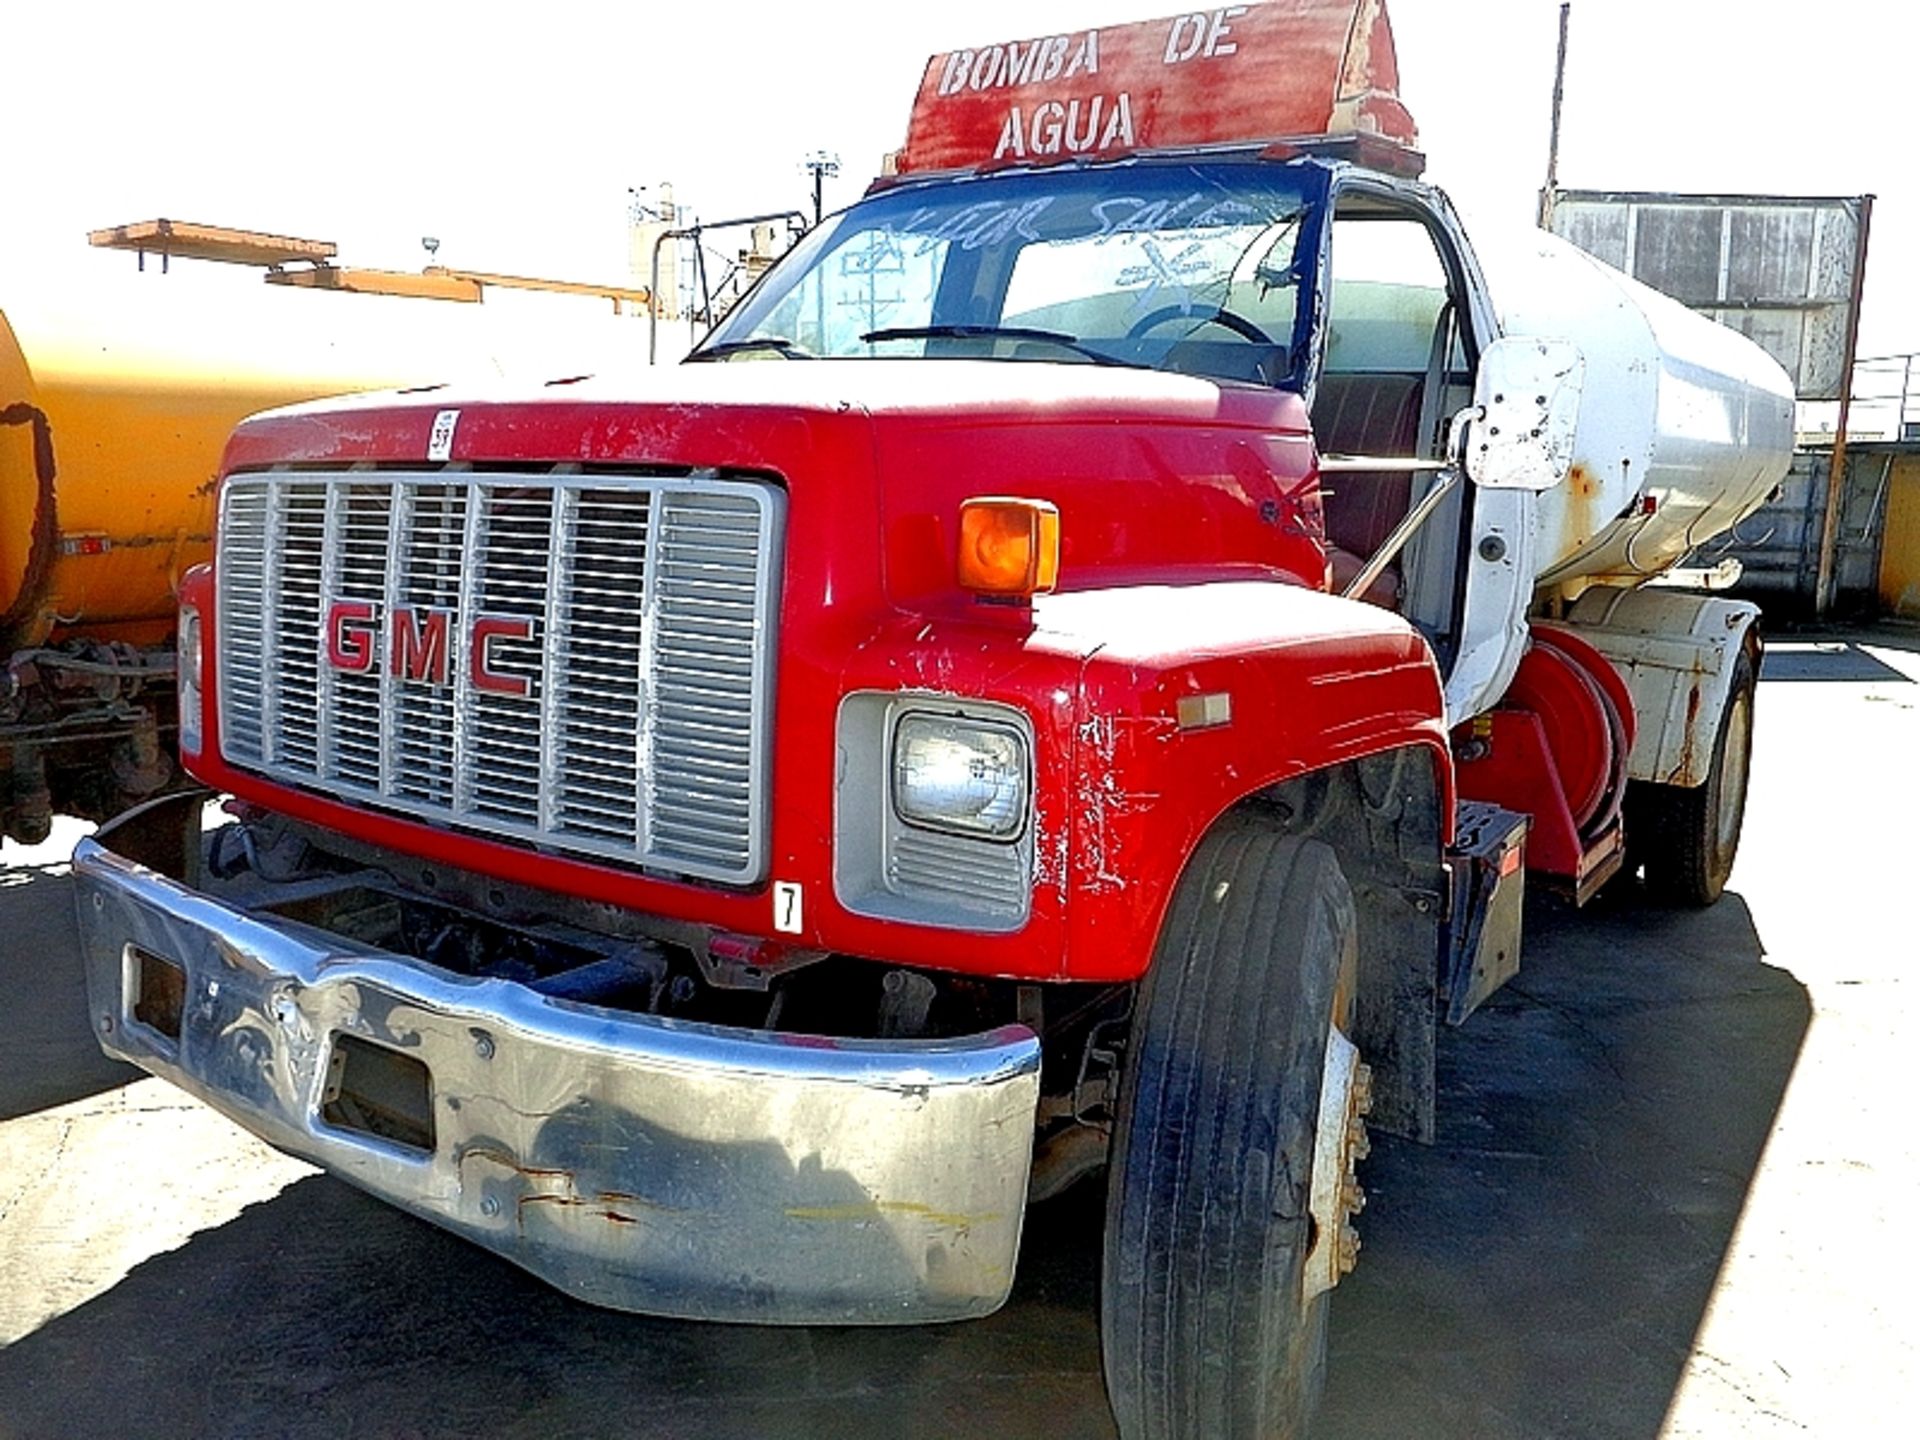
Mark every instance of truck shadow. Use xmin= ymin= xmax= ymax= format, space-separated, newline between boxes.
xmin=0 ymin=886 xmax=1806 ymax=1440
xmin=0 ymin=864 xmax=140 ymax=1122
xmin=1320 ymin=887 xmax=1807 ymax=1439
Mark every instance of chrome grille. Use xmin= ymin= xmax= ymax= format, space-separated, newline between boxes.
xmin=217 ymin=469 xmax=783 ymax=884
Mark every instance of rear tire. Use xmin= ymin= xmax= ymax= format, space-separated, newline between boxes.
xmin=1628 ymin=645 xmax=1756 ymax=907
xmin=1101 ymin=817 xmax=1359 ymax=1440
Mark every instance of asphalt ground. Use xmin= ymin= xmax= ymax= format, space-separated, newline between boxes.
xmin=0 ymin=626 xmax=1914 ymax=1438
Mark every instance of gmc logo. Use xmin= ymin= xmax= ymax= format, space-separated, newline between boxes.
xmin=325 ymin=602 xmax=533 ymax=698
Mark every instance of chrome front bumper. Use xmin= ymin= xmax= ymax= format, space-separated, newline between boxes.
xmin=72 ymin=821 xmax=1042 ymax=1325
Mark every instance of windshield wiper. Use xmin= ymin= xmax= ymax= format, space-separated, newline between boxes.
xmin=688 ymin=337 xmax=816 ymax=361
xmin=860 ymin=325 xmax=1138 ymax=368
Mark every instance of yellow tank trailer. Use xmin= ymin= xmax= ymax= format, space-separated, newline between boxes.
xmin=0 ymin=291 xmax=460 ymax=842
xmin=4 ymin=218 xmax=655 ymax=844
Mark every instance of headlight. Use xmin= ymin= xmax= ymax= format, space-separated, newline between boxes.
xmin=177 ymin=603 xmax=203 ymax=757
xmin=891 ymin=714 xmax=1028 ymax=841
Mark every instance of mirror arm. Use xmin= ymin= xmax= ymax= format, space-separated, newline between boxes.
xmin=1319 ymin=456 xmax=1454 ymax=474
xmin=1339 ymin=405 xmax=1484 ymax=603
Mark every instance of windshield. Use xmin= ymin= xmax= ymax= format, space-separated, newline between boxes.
xmin=696 ymin=160 xmax=1324 ymax=390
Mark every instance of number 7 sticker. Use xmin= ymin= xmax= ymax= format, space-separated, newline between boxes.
xmin=773 ymin=881 xmax=804 ymax=934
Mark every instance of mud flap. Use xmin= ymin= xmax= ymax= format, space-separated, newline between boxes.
xmin=1444 ymin=800 xmax=1528 ymax=1024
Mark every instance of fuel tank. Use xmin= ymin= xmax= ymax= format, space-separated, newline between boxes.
xmin=1472 ymin=227 xmax=1797 ymax=590
xmin=1 ymin=278 xmax=643 ymax=650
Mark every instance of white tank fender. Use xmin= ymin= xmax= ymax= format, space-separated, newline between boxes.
xmin=1557 ymin=586 xmax=1761 ymax=788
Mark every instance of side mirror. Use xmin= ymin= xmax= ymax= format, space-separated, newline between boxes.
xmin=1465 ymin=337 xmax=1585 ymax=492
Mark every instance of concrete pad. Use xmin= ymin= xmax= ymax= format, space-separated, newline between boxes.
xmin=0 ymin=1079 xmax=314 ymax=1348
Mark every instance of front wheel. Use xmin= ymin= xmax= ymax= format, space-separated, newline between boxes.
xmin=1102 ymin=817 xmax=1366 ymax=1440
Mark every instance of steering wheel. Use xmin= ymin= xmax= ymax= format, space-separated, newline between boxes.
xmin=1126 ymin=305 xmax=1279 ymax=346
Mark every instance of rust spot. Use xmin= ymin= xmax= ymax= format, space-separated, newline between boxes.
xmin=1561 ymin=462 xmax=1600 ymax=553
xmin=465 ymin=1147 xmax=680 ymax=1233
xmin=595 ymin=1189 xmax=678 ymax=1214
xmin=1670 ymin=679 xmax=1705 ymax=783
xmin=516 ymin=1191 xmax=587 ymax=1236
xmin=0 ymin=403 xmax=59 ymax=644
xmin=457 ymin=1143 xmax=572 ymax=1180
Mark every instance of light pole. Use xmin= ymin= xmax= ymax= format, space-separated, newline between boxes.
xmin=802 ymin=151 xmax=841 ymax=226
xmin=1537 ymin=3 xmax=1571 ymax=229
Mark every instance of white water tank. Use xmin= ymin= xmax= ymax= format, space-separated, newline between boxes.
xmin=1472 ymin=227 xmax=1797 ymax=589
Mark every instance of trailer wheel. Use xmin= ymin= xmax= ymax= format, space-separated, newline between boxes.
xmin=1102 ymin=817 xmax=1361 ymax=1440
xmin=1629 ymin=645 xmax=1757 ymax=907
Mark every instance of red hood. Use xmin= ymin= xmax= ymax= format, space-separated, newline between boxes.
xmin=223 ymin=358 xmax=1326 ymax=618
xmin=235 ymin=356 xmax=1304 ymax=430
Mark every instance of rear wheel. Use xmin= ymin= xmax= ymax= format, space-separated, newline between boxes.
xmin=1101 ymin=816 xmax=1365 ymax=1440
xmin=1628 ymin=645 xmax=1757 ymax=907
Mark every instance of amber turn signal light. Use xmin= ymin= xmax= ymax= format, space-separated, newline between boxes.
xmin=957 ymin=497 xmax=1060 ymax=598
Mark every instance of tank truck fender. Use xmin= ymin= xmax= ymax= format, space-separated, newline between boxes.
xmin=1552 ymin=585 xmax=1761 ymax=788
xmin=1040 ymin=580 xmax=1454 ymax=1139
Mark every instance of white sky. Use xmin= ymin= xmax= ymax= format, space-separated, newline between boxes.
xmin=3 ymin=0 xmax=1913 ymax=356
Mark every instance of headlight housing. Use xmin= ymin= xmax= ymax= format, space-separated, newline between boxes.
xmin=177 ymin=603 xmax=203 ymax=757
xmin=891 ymin=714 xmax=1028 ymax=841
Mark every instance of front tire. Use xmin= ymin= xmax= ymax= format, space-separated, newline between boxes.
xmin=1101 ymin=817 xmax=1360 ymax=1440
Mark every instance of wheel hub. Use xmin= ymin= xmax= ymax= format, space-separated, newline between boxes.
xmin=1302 ymin=1024 xmax=1373 ymax=1302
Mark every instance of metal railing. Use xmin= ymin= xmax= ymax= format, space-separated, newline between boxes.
xmin=1817 ymin=352 xmax=1920 ymax=441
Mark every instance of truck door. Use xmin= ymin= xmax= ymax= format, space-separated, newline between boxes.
xmin=1313 ymin=181 xmax=1536 ymax=722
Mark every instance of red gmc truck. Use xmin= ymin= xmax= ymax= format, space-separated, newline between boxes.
xmin=73 ymin=3 xmax=1793 ymax=1436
